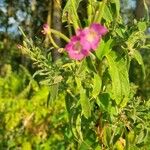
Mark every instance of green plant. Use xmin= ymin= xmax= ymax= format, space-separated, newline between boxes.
xmin=17 ymin=0 xmax=150 ymax=149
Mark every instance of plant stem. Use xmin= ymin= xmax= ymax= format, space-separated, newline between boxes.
xmin=94 ymin=0 xmax=107 ymax=23
xmin=50 ymin=28 xmax=70 ymax=42
xmin=48 ymin=34 xmax=59 ymax=48
xmin=87 ymin=0 xmax=93 ymax=24
xmin=66 ymin=12 xmax=73 ymax=38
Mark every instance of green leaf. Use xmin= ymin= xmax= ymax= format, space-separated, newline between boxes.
xmin=62 ymin=0 xmax=83 ymax=24
xmin=76 ymin=114 xmax=83 ymax=141
xmin=98 ymin=93 xmax=110 ymax=111
xmin=138 ymin=22 xmax=147 ymax=31
xmin=114 ymin=140 xmax=124 ymax=150
xmin=115 ymin=27 xmax=125 ymax=38
xmin=48 ymin=83 xmax=59 ymax=104
xmin=103 ymin=5 xmax=113 ymax=22
xmin=128 ymin=131 xmax=135 ymax=144
xmin=103 ymin=126 xmax=111 ymax=147
xmin=136 ymin=130 xmax=147 ymax=144
xmin=86 ymin=56 xmax=97 ymax=73
xmin=132 ymin=50 xmax=145 ymax=79
xmin=96 ymin=40 xmax=105 ymax=60
xmin=92 ymin=73 xmax=102 ymax=99
xmin=75 ymin=77 xmax=91 ymax=118
xmin=75 ymin=77 xmax=82 ymax=90
xmin=79 ymin=142 xmax=91 ymax=150
xmin=106 ymin=52 xmax=130 ymax=105
xmin=119 ymin=97 xmax=129 ymax=108
xmin=22 ymin=142 xmax=32 ymax=150
xmin=96 ymin=39 xmax=113 ymax=61
xmin=111 ymin=0 xmax=120 ymax=17
xmin=65 ymin=91 xmax=81 ymax=140
xmin=80 ymin=87 xmax=91 ymax=118
xmin=76 ymin=60 xmax=86 ymax=76
xmin=71 ymin=113 xmax=80 ymax=142
xmin=95 ymin=145 xmax=102 ymax=150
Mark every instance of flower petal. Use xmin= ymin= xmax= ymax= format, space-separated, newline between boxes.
xmin=90 ymin=23 xmax=108 ymax=36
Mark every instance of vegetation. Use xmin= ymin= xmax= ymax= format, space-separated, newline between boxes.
xmin=0 ymin=0 xmax=150 ymax=149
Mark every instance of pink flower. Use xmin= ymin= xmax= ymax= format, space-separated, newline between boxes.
xmin=42 ymin=24 xmax=50 ymax=34
xmin=90 ymin=23 xmax=108 ymax=36
xmin=65 ymin=23 xmax=108 ymax=60
xmin=65 ymin=36 xmax=90 ymax=60
xmin=77 ymin=23 xmax=108 ymax=50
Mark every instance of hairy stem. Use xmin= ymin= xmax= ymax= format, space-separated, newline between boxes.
xmin=50 ymin=28 xmax=70 ymax=42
